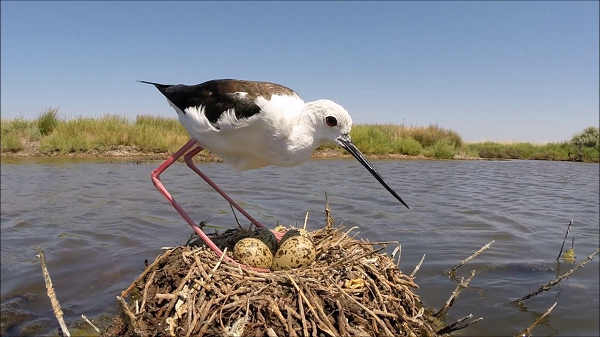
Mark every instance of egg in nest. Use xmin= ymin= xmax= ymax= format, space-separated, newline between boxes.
xmin=249 ymin=228 xmax=279 ymax=254
xmin=279 ymin=228 xmax=312 ymax=246
xmin=272 ymin=235 xmax=316 ymax=271
xmin=233 ymin=238 xmax=273 ymax=269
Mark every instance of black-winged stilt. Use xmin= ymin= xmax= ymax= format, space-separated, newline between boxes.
xmin=141 ymin=79 xmax=409 ymax=271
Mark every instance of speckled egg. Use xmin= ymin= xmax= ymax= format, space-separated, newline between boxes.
xmin=250 ymin=228 xmax=279 ymax=254
xmin=233 ymin=238 xmax=273 ymax=269
xmin=271 ymin=235 xmax=316 ymax=271
xmin=279 ymin=228 xmax=312 ymax=246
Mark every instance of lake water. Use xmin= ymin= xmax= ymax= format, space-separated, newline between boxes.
xmin=1 ymin=157 xmax=599 ymax=336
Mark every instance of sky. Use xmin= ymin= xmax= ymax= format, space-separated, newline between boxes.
xmin=1 ymin=1 xmax=598 ymax=143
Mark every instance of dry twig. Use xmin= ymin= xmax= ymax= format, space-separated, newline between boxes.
xmin=515 ymin=302 xmax=557 ymax=337
xmin=81 ymin=314 xmax=100 ymax=333
xmin=435 ymin=270 xmax=476 ymax=318
xmin=303 ymin=211 xmax=309 ymax=229
xmin=36 ymin=248 xmax=70 ymax=337
xmin=447 ymin=240 xmax=494 ymax=274
xmin=514 ymin=248 xmax=599 ymax=303
xmin=437 ymin=313 xmax=483 ymax=334
xmin=117 ymin=296 xmax=141 ymax=337
xmin=410 ymin=254 xmax=426 ymax=278
xmin=556 ymin=220 xmax=573 ymax=261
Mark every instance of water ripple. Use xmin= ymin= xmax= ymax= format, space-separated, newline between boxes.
xmin=1 ymin=158 xmax=598 ymax=336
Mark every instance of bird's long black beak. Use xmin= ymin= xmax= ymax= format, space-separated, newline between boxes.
xmin=337 ymin=134 xmax=409 ymax=209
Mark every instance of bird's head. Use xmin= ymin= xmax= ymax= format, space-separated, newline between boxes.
xmin=304 ymin=99 xmax=353 ymax=146
xmin=306 ymin=99 xmax=410 ymax=209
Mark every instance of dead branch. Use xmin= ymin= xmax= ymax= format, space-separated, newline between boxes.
xmin=435 ymin=270 xmax=476 ymax=318
xmin=410 ymin=254 xmax=426 ymax=278
xmin=514 ymin=248 xmax=599 ymax=303
xmin=556 ymin=220 xmax=573 ymax=261
xmin=447 ymin=240 xmax=495 ymax=274
xmin=515 ymin=302 xmax=557 ymax=337
xmin=36 ymin=248 xmax=70 ymax=337
xmin=437 ymin=313 xmax=483 ymax=334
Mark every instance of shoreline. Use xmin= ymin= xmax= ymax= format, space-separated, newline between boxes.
xmin=0 ymin=142 xmax=490 ymax=162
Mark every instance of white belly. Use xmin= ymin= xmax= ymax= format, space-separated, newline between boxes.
xmin=173 ymin=94 xmax=311 ymax=170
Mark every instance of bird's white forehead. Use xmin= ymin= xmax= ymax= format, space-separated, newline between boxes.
xmin=311 ymin=99 xmax=353 ymax=130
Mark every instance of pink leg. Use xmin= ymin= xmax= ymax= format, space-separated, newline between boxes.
xmin=151 ymin=138 xmax=270 ymax=272
xmin=183 ymin=146 xmax=265 ymax=229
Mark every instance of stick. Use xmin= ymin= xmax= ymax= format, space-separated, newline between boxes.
xmin=514 ymin=248 xmax=599 ymax=303
xmin=392 ymin=244 xmax=401 ymax=269
xmin=293 ymin=273 xmax=338 ymax=336
xmin=328 ymin=246 xmax=385 ymax=270
xmin=330 ymin=279 xmax=394 ymax=337
xmin=266 ymin=327 xmax=278 ymax=337
xmin=447 ymin=240 xmax=495 ymax=274
xmin=230 ymin=204 xmax=244 ymax=230
xmin=81 ymin=314 xmax=100 ymax=333
xmin=410 ymin=254 xmax=426 ymax=278
xmin=154 ymin=293 xmax=177 ymax=301
xmin=36 ymin=248 xmax=70 ymax=337
xmin=435 ymin=270 xmax=476 ymax=317
xmin=556 ymin=220 xmax=573 ymax=261
xmin=335 ymin=300 xmax=348 ymax=337
xmin=324 ymin=192 xmax=334 ymax=228
xmin=298 ymin=287 xmax=309 ymax=337
xmin=163 ymin=261 xmax=198 ymax=325
xmin=122 ymin=248 xmax=174 ymax=297
xmin=140 ymin=270 xmax=156 ymax=313
xmin=283 ymin=271 xmax=317 ymax=318
xmin=286 ymin=307 xmax=298 ymax=337
xmin=303 ymin=211 xmax=309 ymax=230
xmin=268 ymin=299 xmax=289 ymax=334
xmin=117 ymin=296 xmax=141 ymax=337
xmin=437 ymin=313 xmax=483 ymax=334
xmin=209 ymin=247 xmax=228 ymax=278
xmin=515 ymin=302 xmax=557 ymax=337
xmin=197 ymin=311 xmax=218 ymax=337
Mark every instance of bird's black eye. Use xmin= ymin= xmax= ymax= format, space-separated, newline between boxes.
xmin=325 ymin=116 xmax=338 ymax=127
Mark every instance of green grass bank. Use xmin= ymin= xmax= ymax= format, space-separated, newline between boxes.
xmin=1 ymin=108 xmax=598 ymax=163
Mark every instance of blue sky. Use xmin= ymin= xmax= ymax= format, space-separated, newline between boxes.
xmin=1 ymin=1 xmax=598 ymax=143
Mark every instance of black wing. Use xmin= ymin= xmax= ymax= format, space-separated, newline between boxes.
xmin=140 ymin=79 xmax=298 ymax=126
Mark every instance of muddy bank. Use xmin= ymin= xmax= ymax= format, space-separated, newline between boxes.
xmin=1 ymin=143 xmax=487 ymax=162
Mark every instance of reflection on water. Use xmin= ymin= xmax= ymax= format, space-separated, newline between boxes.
xmin=1 ymin=158 xmax=599 ymax=336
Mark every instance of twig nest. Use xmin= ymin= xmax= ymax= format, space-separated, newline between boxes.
xmin=249 ymin=228 xmax=279 ymax=254
xmin=279 ymin=228 xmax=312 ymax=246
xmin=233 ymin=238 xmax=273 ymax=269
xmin=272 ymin=235 xmax=316 ymax=271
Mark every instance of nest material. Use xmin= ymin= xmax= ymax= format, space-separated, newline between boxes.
xmin=102 ymin=216 xmax=441 ymax=337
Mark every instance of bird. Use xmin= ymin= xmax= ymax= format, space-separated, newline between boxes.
xmin=141 ymin=79 xmax=409 ymax=270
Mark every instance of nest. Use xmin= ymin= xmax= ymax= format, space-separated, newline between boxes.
xmin=102 ymin=207 xmax=443 ymax=337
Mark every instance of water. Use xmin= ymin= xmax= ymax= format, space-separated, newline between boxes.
xmin=1 ymin=158 xmax=599 ymax=336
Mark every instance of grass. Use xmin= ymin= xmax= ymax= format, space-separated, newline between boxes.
xmin=1 ymin=108 xmax=598 ymax=163
xmin=37 ymin=114 xmax=189 ymax=154
xmin=424 ymin=139 xmax=456 ymax=159
xmin=463 ymin=137 xmax=599 ymax=163
xmin=37 ymin=107 xmax=59 ymax=136
xmin=349 ymin=123 xmax=459 ymax=156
